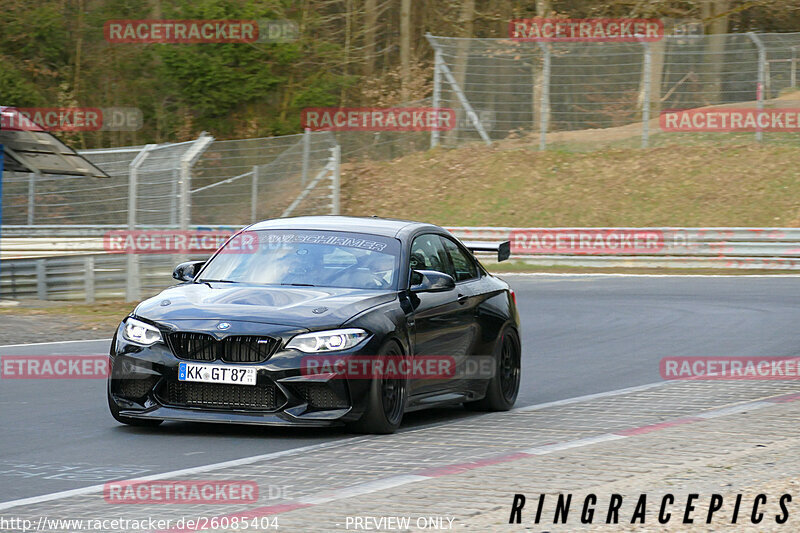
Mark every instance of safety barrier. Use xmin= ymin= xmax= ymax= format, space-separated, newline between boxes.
xmin=3 ymin=226 xmax=800 ymax=302
xmin=447 ymin=227 xmax=800 ymax=270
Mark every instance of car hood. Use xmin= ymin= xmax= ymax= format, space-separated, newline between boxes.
xmin=134 ymin=282 xmax=396 ymax=329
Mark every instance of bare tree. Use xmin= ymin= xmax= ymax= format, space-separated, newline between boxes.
xmin=446 ymin=0 xmax=476 ymax=143
xmin=363 ymin=0 xmax=378 ymax=77
xmin=400 ymin=0 xmax=411 ymax=101
xmin=702 ymin=0 xmax=731 ymax=104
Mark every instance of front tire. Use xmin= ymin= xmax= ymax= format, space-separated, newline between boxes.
xmin=346 ymin=341 xmax=407 ymax=434
xmin=465 ymin=328 xmax=521 ymax=411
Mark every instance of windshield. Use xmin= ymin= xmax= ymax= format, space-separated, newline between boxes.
xmin=197 ymin=230 xmax=400 ymax=290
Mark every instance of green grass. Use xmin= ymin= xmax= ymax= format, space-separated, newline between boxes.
xmin=342 ymin=141 xmax=800 ymax=227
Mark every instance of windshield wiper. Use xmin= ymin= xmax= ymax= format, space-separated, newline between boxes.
xmin=280 ymin=283 xmax=316 ymax=287
xmin=198 ymin=279 xmax=237 ymax=284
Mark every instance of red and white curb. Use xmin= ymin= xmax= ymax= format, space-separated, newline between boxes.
xmin=159 ymin=389 xmax=800 ymax=532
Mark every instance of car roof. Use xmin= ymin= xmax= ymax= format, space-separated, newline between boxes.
xmin=247 ymin=216 xmax=444 ymax=239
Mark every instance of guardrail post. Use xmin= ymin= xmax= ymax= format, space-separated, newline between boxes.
xmin=27 ymin=171 xmax=38 ymax=225
xmin=84 ymin=256 xmax=95 ymax=304
xmin=36 ymin=259 xmax=47 ymax=300
xmin=747 ymin=32 xmax=766 ymax=142
xmin=251 ymin=165 xmax=259 ymax=222
xmin=538 ymin=42 xmax=551 ymax=151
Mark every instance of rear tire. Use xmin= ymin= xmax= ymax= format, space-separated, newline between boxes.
xmin=346 ymin=341 xmax=407 ymax=434
xmin=108 ymin=389 xmax=163 ymax=427
xmin=465 ymin=328 xmax=520 ymax=411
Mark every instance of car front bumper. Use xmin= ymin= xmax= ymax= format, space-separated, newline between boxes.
xmin=108 ymin=320 xmax=382 ymax=427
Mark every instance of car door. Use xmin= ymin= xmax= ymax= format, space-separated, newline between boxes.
xmin=438 ymin=235 xmax=483 ymax=391
xmin=407 ymin=233 xmax=472 ymax=398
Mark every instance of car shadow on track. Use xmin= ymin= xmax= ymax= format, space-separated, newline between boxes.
xmin=110 ymin=406 xmax=485 ymax=439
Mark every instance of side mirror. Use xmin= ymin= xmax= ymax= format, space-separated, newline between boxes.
xmin=410 ymin=270 xmax=456 ymax=293
xmin=173 ymin=261 xmax=205 ymax=282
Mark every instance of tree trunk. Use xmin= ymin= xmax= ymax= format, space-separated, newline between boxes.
xmin=363 ymin=0 xmax=378 ymax=77
xmin=446 ymin=0 xmax=476 ymax=144
xmin=702 ymin=0 xmax=730 ymax=104
xmin=399 ymin=0 xmax=411 ymax=102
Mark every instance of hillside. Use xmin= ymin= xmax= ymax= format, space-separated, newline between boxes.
xmin=341 ymin=141 xmax=800 ymax=227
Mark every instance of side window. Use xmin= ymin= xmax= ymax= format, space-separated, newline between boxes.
xmin=440 ymin=237 xmax=479 ymax=282
xmin=409 ymin=234 xmax=452 ymax=277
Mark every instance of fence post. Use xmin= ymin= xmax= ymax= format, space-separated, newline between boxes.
xmin=301 ymin=128 xmax=311 ymax=186
xmin=791 ymin=46 xmax=797 ymax=89
xmin=179 ymin=133 xmax=214 ymax=232
xmin=431 ymin=48 xmax=443 ymax=148
xmin=27 ymin=171 xmax=38 ymax=225
xmin=170 ymin=168 xmax=179 ymax=227
xmin=425 ymin=33 xmax=491 ymax=146
xmin=84 ymin=256 xmax=95 ymax=304
xmin=127 ymin=143 xmax=157 ymax=302
xmin=251 ymin=165 xmax=259 ymax=222
xmin=538 ymin=42 xmax=551 ymax=151
xmin=747 ymin=32 xmax=766 ymax=142
xmin=331 ymin=145 xmax=341 ymax=215
xmin=36 ymin=259 xmax=46 ymax=300
xmin=641 ymin=41 xmax=652 ymax=148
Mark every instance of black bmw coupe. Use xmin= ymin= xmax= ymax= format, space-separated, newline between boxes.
xmin=108 ymin=216 xmax=521 ymax=434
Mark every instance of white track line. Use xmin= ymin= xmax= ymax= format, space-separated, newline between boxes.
xmin=514 ymin=380 xmax=667 ymax=412
xmin=1 ymin=379 xmax=783 ymax=512
xmin=0 ymin=437 xmax=369 ymax=511
xmin=0 ymin=338 xmax=112 ymax=348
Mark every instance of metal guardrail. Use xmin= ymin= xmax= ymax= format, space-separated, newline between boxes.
xmin=447 ymin=227 xmax=800 ymax=270
xmin=3 ymin=226 xmax=800 ymax=302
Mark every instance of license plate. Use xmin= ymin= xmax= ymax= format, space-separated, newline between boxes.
xmin=178 ymin=362 xmax=257 ymax=386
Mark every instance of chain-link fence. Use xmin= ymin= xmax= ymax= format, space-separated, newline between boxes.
xmin=5 ymin=31 xmax=800 ymax=302
xmin=1 ymin=131 xmax=342 ymax=301
xmin=427 ymin=32 xmax=800 ymax=151
xmin=1 ymin=131 xmax=341 ymax=229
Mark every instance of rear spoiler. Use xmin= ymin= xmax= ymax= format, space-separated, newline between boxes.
xmin=463 ymin=241 xmax=511 ymax=262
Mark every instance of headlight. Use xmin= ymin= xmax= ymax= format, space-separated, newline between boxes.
xmin=286 ymin=328 xmax=369 ymax=353
xmin=122 ymin=317 xmax=163 ymax=346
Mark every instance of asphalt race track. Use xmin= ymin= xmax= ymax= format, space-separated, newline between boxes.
xmin=2 ymin=274 xmax=800 ymax=505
